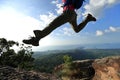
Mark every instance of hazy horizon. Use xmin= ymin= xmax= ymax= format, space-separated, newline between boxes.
xmin=33 ymin=42 xmax=120 ymax=51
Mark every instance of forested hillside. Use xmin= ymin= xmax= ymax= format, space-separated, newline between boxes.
xmin=33 ymin=49 xmax=120 ymax=73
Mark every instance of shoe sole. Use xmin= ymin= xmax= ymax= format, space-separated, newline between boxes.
xmin=22 ymin=40 xmax=39 ymax=46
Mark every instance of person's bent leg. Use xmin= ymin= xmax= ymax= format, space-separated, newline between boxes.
xmin=70 ymin=13 xmax=96 ymax=33
xmin=69 ymin=12 xmax=78 ymax=32
xmin=77 ymin=14 xmax=96 ymax=32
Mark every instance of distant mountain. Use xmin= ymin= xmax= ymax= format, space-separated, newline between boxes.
xmin=33 ymin=49 xmax=120 ymax=58
xmin=35 ymin=43 xmax=120 ymax=51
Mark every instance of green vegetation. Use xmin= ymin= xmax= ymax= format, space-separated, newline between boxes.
xmin=63 ymin=55 xmax=73 ymax=70
xmin=54 ymin=55 xmax=74 ymax=79
xmin=0 ymin=38 xmax=34 ymax=70
xmin=33 ymin=49 xmax=120 ymax=73
xmin=62 ymin=55 xmax=73 ymax=76
xmin=34 ymin=53 xmax=64 ymax=73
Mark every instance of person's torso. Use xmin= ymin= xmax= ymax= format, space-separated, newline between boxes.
xmin=62 ymin=0 xmax=75 ymax=11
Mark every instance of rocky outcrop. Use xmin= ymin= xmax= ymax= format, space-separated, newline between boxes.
xmin=54 ymin=56 xmax=120 ymax=80
xmin=0 ymin=66 xmax=57 ymax=80
xmin=92 ymin=56 xmax=120 ymax=80
xmin=54 ymin=59 xmax=95 ymax=80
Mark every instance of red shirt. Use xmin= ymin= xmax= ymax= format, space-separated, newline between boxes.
xmin=62 ymin=0 xmax=75 ymax=11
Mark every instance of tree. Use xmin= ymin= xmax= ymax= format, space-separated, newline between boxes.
xmin=0 ymin=38 xmax=34 ymax=70
xmin=0 ymin=38 xmax=18 ymax=66
xmin=63 ymin=55 xmax=73 ymax=69
xmin=16 ymin=45 xmax=34 ymax=70
xmin=55 ymin=55 xmax=74 ymax=79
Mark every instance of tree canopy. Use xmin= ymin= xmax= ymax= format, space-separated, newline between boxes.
xmin=0 ymin=38 xmax=34 ymax=70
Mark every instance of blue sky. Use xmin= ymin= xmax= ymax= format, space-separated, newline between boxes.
xmin=0 ymin=0 xmax=120 ymax=51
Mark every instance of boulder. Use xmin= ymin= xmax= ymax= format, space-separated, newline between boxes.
xmin=0 ymin=66 xmax=49 ymax=80
xmin=92 ymin=56 xmax=120 ymax=80
xmin=54 ymin=59 xmax=95 ymax=80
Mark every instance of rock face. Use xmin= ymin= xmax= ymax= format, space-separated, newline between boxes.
xmin=92 ymin=56 xmax=120 ymax=80
xmin=54 ymin=59 xmax=95 ymax=80
xmin=54 ymin=56 xmax=120 ymax=80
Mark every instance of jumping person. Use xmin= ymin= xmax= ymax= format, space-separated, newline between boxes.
xmin=23 ymin=0 xmax=96 ymax=46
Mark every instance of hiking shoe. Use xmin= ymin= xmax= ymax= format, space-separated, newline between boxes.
xmin=87 ymin=14 xmax=96 ymax=21
xmin=33 ymin=30 xmax=42 ymax=39
xmin=22 ymin=37 xmax=39 ymax=46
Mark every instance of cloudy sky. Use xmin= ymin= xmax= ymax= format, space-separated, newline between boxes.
xmin=0 ymin=0 xmax=120 ymax=50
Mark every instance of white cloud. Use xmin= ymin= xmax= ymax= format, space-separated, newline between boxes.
xmin=63 ymin=27 xmax=74 ymax=36
xmin=39 ymin=12 xmax=57 ymax=29
xmin=51 ymin=0 xmax=63 ymax=14
xmin=51 ymin=0 xmax=58 ymax=4
xmin=96 ymin=30 xmax=104 ymax=36
xmin=105 ymin=26 xmax=118 ymax=33
xmin=83 ymin=0 xmax=120 ymax=18
xmin=96 ymin=26 xmax=120 ymax=36
xmin=107 ymin=0 xmax=117 ymax=5
xmin=0 ymin=7 xmax=41 ymax=42
xmin=109 ymin=26 xmax=116 ymax=32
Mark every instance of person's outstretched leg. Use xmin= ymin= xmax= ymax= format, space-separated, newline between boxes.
xmin=69 ymin=14 xmax=96 ymax=33
xmin=23 ymin=10 xmax=76 ymax=46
